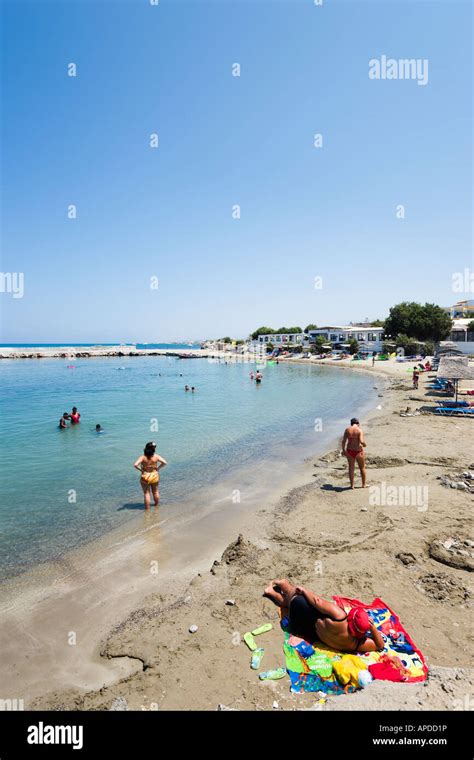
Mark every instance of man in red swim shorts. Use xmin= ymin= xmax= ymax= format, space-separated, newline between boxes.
xmin=341 ymin=417 xmax=367 ymax=489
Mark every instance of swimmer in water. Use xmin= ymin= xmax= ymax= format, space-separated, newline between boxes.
xmin=255 ymin=371 xmax=262 ymax=383
xmin=134 ymin=441 xmax=168 ymax=509
xmin=191 ymin=386 xmax=196 ymax=392
xmin=184 ymin=385 xmax=190 ymax=391
xmin=249 ymin=372 xmax=254 ymax=380
xmin=70 ymin=406 xmax=81 ymax=424
xmin=95 ymin=424 xmax=103 ymax=433
xmin=59 ymin=413 xmax=69 ymax=429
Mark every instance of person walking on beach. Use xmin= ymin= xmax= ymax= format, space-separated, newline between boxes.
xmin=412 ymin=368 xmax=419 ymax=390
xmin=134 ymin=441 xmax=167 ymax=509
xmin=341 ymin=417 xmax=367 ymax=489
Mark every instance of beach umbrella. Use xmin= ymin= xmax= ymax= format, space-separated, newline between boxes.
xmin=437 ymin=356 xmax=474 ymax=402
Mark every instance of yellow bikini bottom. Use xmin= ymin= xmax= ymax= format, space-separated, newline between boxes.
xmin=141 ymin=471 xmax=159 ymax=485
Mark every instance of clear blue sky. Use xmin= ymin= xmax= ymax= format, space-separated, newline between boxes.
xmin=1 ymin=0 xmax=472 ymax=343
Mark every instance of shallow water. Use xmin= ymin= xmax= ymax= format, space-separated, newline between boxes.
xmin=0 ymin=357 xmax=376 ymax=580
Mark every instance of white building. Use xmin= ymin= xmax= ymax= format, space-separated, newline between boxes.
xmin=443 ymin=318 xmax=474 ymax=356
xmin=305 ymin=325 xmax=385 ymax=352
xmin=255 ymin=333 xmax=304 ymax=347
xmin=445 ymin=299 xmax=474 ymax=319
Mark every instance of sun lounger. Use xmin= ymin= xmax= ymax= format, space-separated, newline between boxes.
xmin=434 ymin=407 xmax=474 ymax=417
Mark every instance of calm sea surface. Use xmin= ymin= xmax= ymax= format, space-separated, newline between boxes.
xmin=0 ymin=357 xmax=377 ymax=580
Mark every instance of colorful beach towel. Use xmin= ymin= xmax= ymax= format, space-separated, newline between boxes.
xmin=281 ymin=596 xmax=427 ymax=694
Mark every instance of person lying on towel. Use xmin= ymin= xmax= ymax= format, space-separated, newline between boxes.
xmin=263 ymin=579 xmax=385 ymax=653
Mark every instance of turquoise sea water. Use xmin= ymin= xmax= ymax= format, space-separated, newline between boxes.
xmin=0 ymin=357 xmax=376 ymax=580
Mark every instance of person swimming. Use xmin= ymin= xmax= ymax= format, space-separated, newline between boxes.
xmin=95 ymin=424 xmax=103 ymax=433
xmin=263 ymin=579 xmax=384 ymax=653
xmin=341 ymin=417 xmax=367 ymax=488
xmin=255 ymin=371 xmax=262 ymax=383
xmin=59 ymin=412 xmax=69 ymax=429
xmin=133 ymin=441 xmax=168 ymax=509
xmin=70 ymin=406 xmax=81 ymax=424
xmin=184 ymin=385 xmax=190 ymax=391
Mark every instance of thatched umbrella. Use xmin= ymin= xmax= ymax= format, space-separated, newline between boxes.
xmin=437 ymin=356 xmax=474 ymax=401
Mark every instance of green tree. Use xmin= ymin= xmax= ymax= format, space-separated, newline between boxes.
xmin=276 ymin=326 xmax=302 ymax=334
xmin=304 ymin=324 xmax=318 ymax=333
xmin=220 ymin=336 xmax=233 ymax=343
xmin=384 ymin=302 xmax=452 ymax=342
xmin=250 ymin=327 xmax=275 ymax=340
xmin=395 ymin=333 xmax=419 ymax=355
xmin=370 ymin=319 xmax=385 ymax=327
xmin=348 ymin=338 xmax=359 ymax=355
xmin=314 ymin=335 xmax=330 ymax=353
xmin=467 ymin=320 xmax=474 ymax=332
xmin=266 ymin=342 xmax=274 ymax=353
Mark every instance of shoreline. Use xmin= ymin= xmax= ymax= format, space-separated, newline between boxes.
xmin=3 ymin=359 xmax=473 ymax=711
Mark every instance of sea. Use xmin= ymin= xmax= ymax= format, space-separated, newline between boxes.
xmin=0 ymin=355 xmax=378 ymax=581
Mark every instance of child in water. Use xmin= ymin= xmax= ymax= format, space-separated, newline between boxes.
xmin=59 ymin=412 xmax=69 ymax=429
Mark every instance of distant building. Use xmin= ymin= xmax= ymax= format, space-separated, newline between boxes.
xmin=255 ymin=333 xmax=303 ymax=347
xmin=444 ymin=318 xmax=474 ymax=355
xmin=445 ymin=300 xmax=474 ymax=319
xmin=305 ymin=325 xmax=385 ymax=352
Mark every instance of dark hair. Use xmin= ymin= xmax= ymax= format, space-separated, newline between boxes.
xmin=144 ymin=441 xmax=156 ymax=457
xmin=72 ymin=407 xmax=77 ymax=413
xmin=96 ymin=424 xmax=101 ymax=430
xmin=350 ymin=417 xmax=359 ymax=425
xmin=63 ymin=412 xmax=68 ymax=417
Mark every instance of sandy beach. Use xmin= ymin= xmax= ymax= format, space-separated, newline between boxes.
xmin=4 ymin=357 xmax=470 ymax=711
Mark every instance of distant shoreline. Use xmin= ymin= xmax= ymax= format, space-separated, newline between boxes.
xmin=0 ymin=346 xmax=212 ymax=360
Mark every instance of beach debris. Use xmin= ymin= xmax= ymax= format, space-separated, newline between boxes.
xmin=109 ymin=697 xmax=129 ymax=711
xmin=189 ymin=624 xmax=198 ymax=634
xmin=439 ymin=471 xmax=474 ymax=494
xmin=259 ymin=668 xmax=286 ymax=681
xmin=251 ymin=648 xmax=265 ymax=670
xmin=272 ymin=700 xmax=279 ymax=709
xmin=396 ymin=552 xmax=417 ymax=566
xmin=429 ymin=537 xmax=474 ymax=572
xmin=416 ymin=572 xmax=471 ymax=605
xmin=360 ymin=507 xmax=368 ymax=512
xmin=251 ymin=623 xmax=272 ymax=636
xmin=376 ymin=405 xmax=382 ymax=410
xmin=217 ymin=704 xmax=238 ymax=711
xmin=225 ymin=599 xmax=236 ymax=606
xmin=243 ymin=632 xmax=257 ymax=651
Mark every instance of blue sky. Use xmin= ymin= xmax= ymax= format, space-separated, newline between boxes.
xmin=1 ymin=0 xmax=472 ymax=342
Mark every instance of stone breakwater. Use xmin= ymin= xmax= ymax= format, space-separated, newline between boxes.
xmin=0 ymin=348 xmax=212 ymax=360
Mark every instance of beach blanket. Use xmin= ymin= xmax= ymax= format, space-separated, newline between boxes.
xmin=281 ymin=596 xmax=427 ymax=694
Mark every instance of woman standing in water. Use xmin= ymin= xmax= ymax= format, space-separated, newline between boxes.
xmin=133 ymin=441 xmax=168 ymax=509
